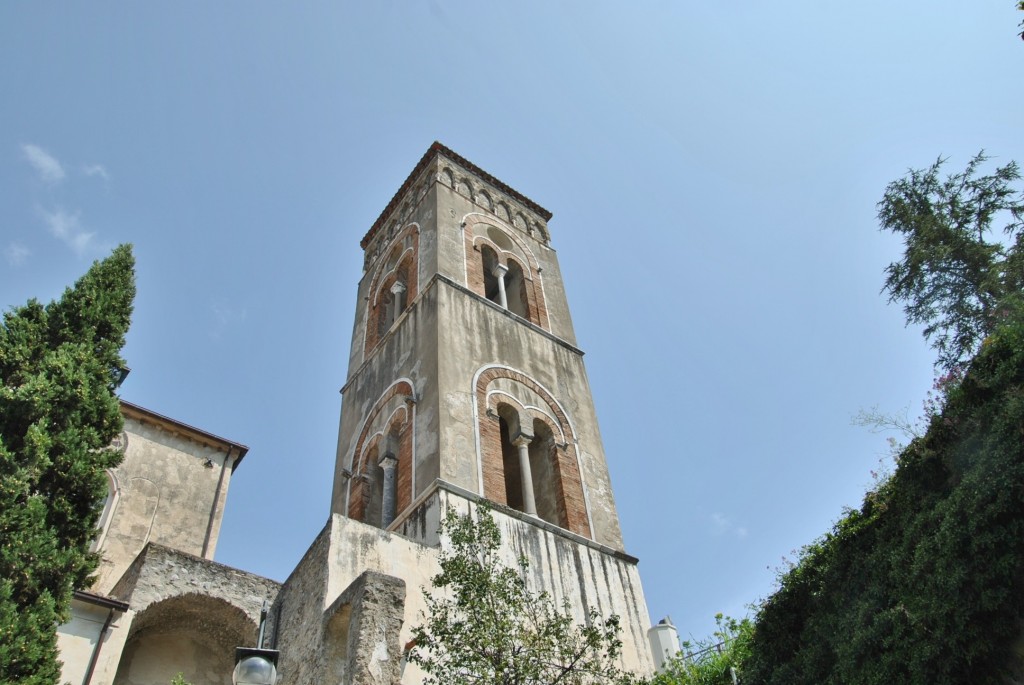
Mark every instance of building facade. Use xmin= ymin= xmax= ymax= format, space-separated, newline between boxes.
xmin=58 ymin=143 xmax=657 ymax=685
xmin=57 ymin=403 xmax=279 ymax=685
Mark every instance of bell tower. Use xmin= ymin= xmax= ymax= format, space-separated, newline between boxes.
xmin=272 ymin=143 xmax=657 ymax=682
xmin=331 ymin=142 xmax=626 ymax=551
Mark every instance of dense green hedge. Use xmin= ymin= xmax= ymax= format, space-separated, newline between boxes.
xmin=743 ymin=313 xmax=1024 ymax=684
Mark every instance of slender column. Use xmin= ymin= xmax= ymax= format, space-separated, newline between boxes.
xmin=389 ymin=281 xmax=407 ymax=325
xmin=492 ymin=263 xmax=509 ymax=309
xmin=511 ymin=435 xmax=537 ymax=516
xmin=379 ymin=453 xmax=398 ymax=528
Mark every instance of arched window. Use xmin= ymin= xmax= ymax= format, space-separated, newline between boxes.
xmin=363 ymin=226 xmax=419 ymax=356
xmin=345 ymin=382 xmax=415 ymax=530
xmin=374 ymin=282 xmax=405 ymax=342
xmin=505 ymin=259 xmax=529 ymax=320
xmin=354 ymin=437 xmax=403 ymax=530
xmin=497 ymin=405 xmax=525 ymax=512
xmin=464 ymin=217 xmax=549 ymax=329
xmin=495 ymin=410 xmax=567 ymax=528
xmin=481 ymin=245 xmax=502 ymax=306
xmin=475 ymin=367 xmax=592 ymax=538
xmin=363 ymin=444 xmax=384 ymax=528
xmin=528 ymin=419 xmax=565 ymax=528
xmin=91 ymin=469 xmax=119 ymax=552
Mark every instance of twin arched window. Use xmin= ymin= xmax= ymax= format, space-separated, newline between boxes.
xmin=347 ymin=382 xmax=415 ymax=530
xmin=365 ymin=229 xmax=419 ymax=356
xmin=466 ymin=220 xmax=546 ymax=328
xmin=496 ymin=407 xmax=563 ymax=527
xmin=480 ymin=245 xmax=532 ymax=320
xmin=476 ymin=368 xmax=592 ymax=539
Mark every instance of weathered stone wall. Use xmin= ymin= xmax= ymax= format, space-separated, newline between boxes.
xmin=346 ymin=165 xmax=439 ymax=375
xmin=109 ymin=544 xmax=280 ymax=618
xmin=434 ymin=280 xmax=624 ymax=550
xmin=93 ymin=414 xmax=240 ymax=594
xmin=101 ymin=544 xmax=280 ymax=685
xmin=267 ymin=524 xmax=332 ymax=684
xmin=331 ymin=282 xmax=442 ymax=525
xmin=432 ymin=173 xmax=573 ymax=344
xmin=270 ymin=524 xmax=408 ymax=685
xmin=320 ymin=484 xmax=654 ymax=683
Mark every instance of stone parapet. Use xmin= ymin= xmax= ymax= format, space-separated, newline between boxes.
xmin=110 ymin=543 xmax=280 ymax=623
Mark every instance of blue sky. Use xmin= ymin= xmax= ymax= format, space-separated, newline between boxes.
xmin=2 ymin=3 xmax=1022 ymax=643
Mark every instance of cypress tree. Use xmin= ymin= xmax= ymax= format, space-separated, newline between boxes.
xmin=0 ymin=245 xmax=135 ymax=684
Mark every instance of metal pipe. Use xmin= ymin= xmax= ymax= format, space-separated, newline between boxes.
xmin=81 ymin=607 xmax=115 ymax=685
xmin=258 ymin=600 xmax=270 ymax=648
xmin=202 ymin=445 xmax=233 ymax=558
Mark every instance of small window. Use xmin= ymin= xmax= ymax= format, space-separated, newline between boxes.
xmin=499 ymin=412 xmax=525 ymax=511
xmin=529 ymin=420 xmax=564 ymax=528
xmin=505 ymin=259 xmax=529 ymax=319
xmin=481 ymin=246 xmax=502 ymax=305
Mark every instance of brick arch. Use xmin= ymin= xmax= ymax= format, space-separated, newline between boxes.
xmin=364 ymin=224 xmax=420 ymax=355
xmin=370 ymin=249 xmax=415 ymax=308
xmin=485 ymin=390 xmax=563 ymax=443
xmin=471 ymin=236 xmax=533 ymax=279
xmin=346 ymin=381 xmax=415 ymax=526
xmin=463 ymin=215 xmax=549 ymax=329
xmin=473 ymin=366 xmax=591 ymax=538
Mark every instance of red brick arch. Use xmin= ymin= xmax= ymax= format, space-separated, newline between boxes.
xmin=347 ymin=381 xmax=415 ymax=525
xmin=474 ymin=367 xmax=591 ymax=538
xmin=364 ymin=224 xmax=420 ymax=356
xmin=463 ymin=217 xmax=549 ymax=329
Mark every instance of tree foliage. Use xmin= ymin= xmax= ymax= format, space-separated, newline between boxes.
xmin=0 ymin=245 xmax=135 ymax=684
xmin=411 ymin=504 xmax=637 ymax=685
xmin=721 ymin=153 xmax=1024 ymax=683
xmin=650 ymin=614 xmax=752 ymax=685
xmin=742 ymin=288 xmax=1024 ymax=684
xmin=877 ymin=152 xmax=1024 ymax=372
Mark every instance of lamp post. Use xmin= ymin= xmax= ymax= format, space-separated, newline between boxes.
xmin=233 ymin=601 xmax=280 ymax=685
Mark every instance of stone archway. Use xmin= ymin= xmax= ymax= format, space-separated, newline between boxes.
xmin=114 ymin=593 xmax=257 ymax=685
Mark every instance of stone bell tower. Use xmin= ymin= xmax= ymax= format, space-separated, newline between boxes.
xmin=330 ymin=142 xmax=625 ymax=549
xmin=271 ymin=143 xmax=654 ymax=684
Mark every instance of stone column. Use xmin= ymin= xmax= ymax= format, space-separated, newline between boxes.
xmin=379 ymin=453 xmax=398 ymax=528
xmin=511 ymin=435 xmax=537 ymax=516
xmin=492 ymin=263 xmax=509 ymax=309
xmin=389 ymin=281 xmax=407 ymax=325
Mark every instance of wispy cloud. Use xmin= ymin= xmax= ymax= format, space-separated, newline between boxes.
xmin=21 ymin=143 xmax=65 ymax=183
xmin=39 ymin=207 xmax=96 ymax=256
xmin=82 ymin=164 xmax=109 ymax=180
xmin=210 ymin=302 xmax=248 ymax=340
xmin=710 ymin=512 xmax=749 ymax=539
xmin=4 ymin=242 xmax=30 ymax=266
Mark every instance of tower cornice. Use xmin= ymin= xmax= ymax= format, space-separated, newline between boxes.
xmin=360 ymin=142 xmax=553 ymax=251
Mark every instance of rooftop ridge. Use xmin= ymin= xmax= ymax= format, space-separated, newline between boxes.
xmin=360 ymin=142 xmax=552 ymax=250
xmin=120 ymin=400 xmax=249 ymax=465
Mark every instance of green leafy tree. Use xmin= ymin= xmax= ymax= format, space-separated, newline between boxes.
xmin=743 ymin=308 xmax=1024 ymax=684
xmin=410 ymin=504 xmax=637 ymax=685
xmin=740 ymin=154 xmax=1024 ymax=681
xmin=0 ymin=245 xmax=135 ymax=684
xmin=651 ymin=614 xmax=752 ymax=685
xmin=877 ymin=152 xmax=1024 ymax=372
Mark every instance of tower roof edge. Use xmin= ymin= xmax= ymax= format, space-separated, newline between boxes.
xmin=360 ymin=142 xmax=553 ymax=250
